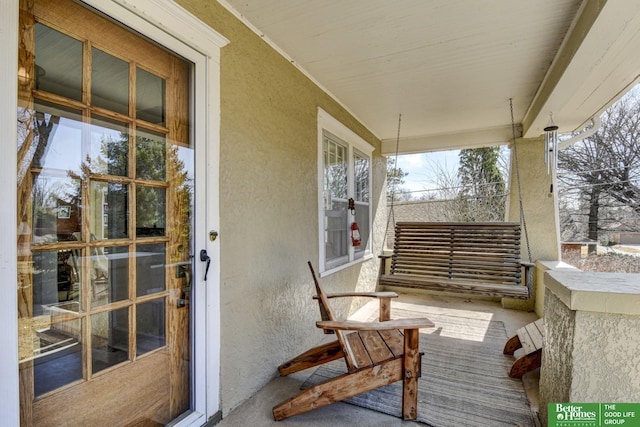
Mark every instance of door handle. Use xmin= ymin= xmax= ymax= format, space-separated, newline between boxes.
xmin=200 ymin=249 xmax=211 ymax=281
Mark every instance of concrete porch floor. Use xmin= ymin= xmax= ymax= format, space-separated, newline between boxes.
xmin=214 ymin=293 xmax=542 ymax=426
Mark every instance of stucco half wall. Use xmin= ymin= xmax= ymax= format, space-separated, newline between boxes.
xmin=539 ymin=271 xmax=640 ymax=423
xmin=176 ymin=0 xmax=387 ymax=415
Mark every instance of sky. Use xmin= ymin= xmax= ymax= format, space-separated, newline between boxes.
xmin=392 ymin=150 xmax=460 ymax=196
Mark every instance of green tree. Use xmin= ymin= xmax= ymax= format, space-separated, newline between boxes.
xmin=456 ymin=147 xmax=506 ymax=221
xmin=387 ymin=157 xmax=410 ymax=202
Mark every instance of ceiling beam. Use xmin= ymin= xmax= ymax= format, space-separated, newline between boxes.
xmin=381 ymin=124 xmax=522 ymax=156
xmin=523 ymin=0 xmax=640 ymax=138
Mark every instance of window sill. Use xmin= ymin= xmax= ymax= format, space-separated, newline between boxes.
xmin=320 ymin=253 xmax=373 ymax=278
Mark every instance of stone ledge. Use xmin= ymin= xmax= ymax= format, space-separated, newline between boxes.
xmin=545 ymin=270 xmax=640 ymax=315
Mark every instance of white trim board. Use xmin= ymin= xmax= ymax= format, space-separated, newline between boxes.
xmin=0 ymin=1 xmax=20 ymax=423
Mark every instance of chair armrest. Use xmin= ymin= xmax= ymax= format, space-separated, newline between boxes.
xmin=313 ymin=291 xmax=398 ymax=321
xmin=520 ymin=261 xmax=536 ymax=268
xmin=317 ymin=318 xmax=435 ymax=332
xmin=378 ymin=254 xmax=392 ymax=259
xmin=315 ymin=291 xmax=398 ymax=299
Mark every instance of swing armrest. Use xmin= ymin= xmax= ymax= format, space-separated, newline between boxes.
xmin=378 ymin=254 xmax=393 ymax=277
xmin=317 ymin=318 xmax=434 ymax=332
xmin=520 ymin=261 xmax=535 ymax=293
xmin=313 ymin=292 xmax=398 ymax=321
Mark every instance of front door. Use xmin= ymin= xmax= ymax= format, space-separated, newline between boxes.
xmin=17 ymin=0 xmax=194 ymax=424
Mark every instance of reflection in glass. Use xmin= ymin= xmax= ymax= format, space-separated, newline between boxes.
xmin=354 ymin=204 xmax=369 ymax=258
xmin=136 ymin=299 xmax=166 ymax=355
xmin=92 ymin=308 xmax=129 ymax=374
xmin=92 ymin=246 xmax=129 ymax=307
xmin=35 ymin=23 xmax=82 ymax=101
xmin=91 ymin=181 xmax=128 ymax=240
xmin=89 ymin=117 xmax=128 ymax=176
xmin=136 ymin=186 xmax=165 ymax=237
xmin=323 ymin=132 xmax=348 ymax=200
xmin=177 ymin=145 xmax=195 ymax=182
xmin=92 ymin=48 xmax=129 ymax=114
xmin=28 ymin=101 xmax=83 ymax=174
xmin=32 ymin=249 xmax=81 ymax=315
xmin=323 ymin=133 xmax=348 ymax=265
xmin=324 ymin=200 xmax=348 ymax=263
xmin=136 ymin=129 xmax=166 ymax=181
xmin=32 ymin=175 xmax=82 ymax=244
xmin=354 ymin=151 xmax=369 ymax=203
xmin=354 ymin=150 xmax=370 ymax=258
xmin=174 ymin=145 xmax=195 ymax=254
xmin=33 ymin=316 xmax=82 ymax=397
xmin=136 ymin=243 xmax=165 ymax=296
xmin=136 ymin=68 xmax=165 ymax=125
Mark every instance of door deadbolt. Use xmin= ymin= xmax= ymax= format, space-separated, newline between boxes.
xmin=209 ymin=231 xmax=218 ymax=241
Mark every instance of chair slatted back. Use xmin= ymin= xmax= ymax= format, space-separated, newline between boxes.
xmin=307 ymin=261 xmax=358 ymax=371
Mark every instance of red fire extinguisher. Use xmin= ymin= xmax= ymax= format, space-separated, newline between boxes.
xmin=348 ymin=198 xmax=361 ymax=246
xmin=351 ymin=222 xmax=361 ymax=247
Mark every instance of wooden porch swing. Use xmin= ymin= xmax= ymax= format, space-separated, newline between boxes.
xmin=380 ymin=102 xmax=534 ymax=299
xmin=379 ymin=221 xmax=534 ymax=298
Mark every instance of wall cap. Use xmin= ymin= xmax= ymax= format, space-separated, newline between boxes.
xmin=546 ymin=270 xmax=640 ymax=315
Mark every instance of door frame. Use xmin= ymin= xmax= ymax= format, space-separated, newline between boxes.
xmin=0 ymin=1 xmax=228 ymax=424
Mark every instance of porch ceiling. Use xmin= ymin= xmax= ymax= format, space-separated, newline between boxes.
xmin=219 ymin=0 xmax=640 ymax=155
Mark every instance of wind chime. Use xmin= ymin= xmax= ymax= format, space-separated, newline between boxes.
xmin=543 ymin=113 xmax=559 ymax=175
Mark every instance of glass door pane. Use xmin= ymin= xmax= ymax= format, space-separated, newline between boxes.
xmin=18 ymin=1 xmax=194 ymax=423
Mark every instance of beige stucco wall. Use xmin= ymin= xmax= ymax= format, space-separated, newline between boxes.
xmin=176 ymin=1 xmax=387 ymax=415
xmin=505 ymin=137 xmax=560 ymax=311
xmin=539 ymin=290 xmax=575 ymax=423
xmin=540 ymin=275 xmax=640 ymax=425
xmin=569 ymin=312 xmax=640 ymax=401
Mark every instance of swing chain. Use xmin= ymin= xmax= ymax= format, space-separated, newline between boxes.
xmin=383 ymin=114 xmax=402 ymax=252
xmin=510 ymin=98 xmax=533 ymax=263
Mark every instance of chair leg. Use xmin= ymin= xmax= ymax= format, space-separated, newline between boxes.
xmin=402 ymin=328 xmax=421 ymax=420
xmin=503 ymin=334 xmax=522 ymax=355
xmin=378 ymin=297 xmax=392 ymax=321
xmin=277 ymin=340 xmax=343 ymax=376
xmin=272 ymin=358 xmax=403 ymax=421
xmin=508 ymin=349 xmax=542 ymax=378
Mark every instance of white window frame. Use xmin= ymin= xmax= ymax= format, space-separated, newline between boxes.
xmin=317 ymin=108 xmax=373 ymax=276
xmin=0 ymin=1 xmax=228 ymax=425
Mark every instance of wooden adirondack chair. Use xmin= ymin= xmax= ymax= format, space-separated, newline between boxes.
xmin=504 ymin=318 xmax=544 ymax=378
xmin=272 ymin=262 xmax=435 ymax=421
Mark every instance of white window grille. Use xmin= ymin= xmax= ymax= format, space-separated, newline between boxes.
xmin=317 ymin=109 xmax=372 ymax=274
